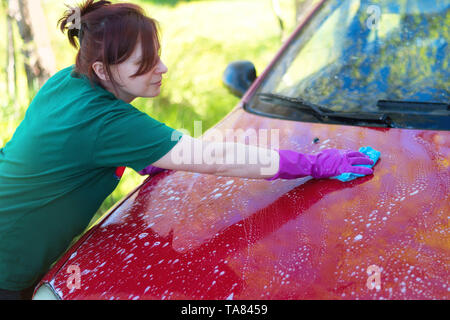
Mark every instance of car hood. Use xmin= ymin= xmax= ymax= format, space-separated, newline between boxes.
xmin=44 ymin=106 xmax=449 ymax=300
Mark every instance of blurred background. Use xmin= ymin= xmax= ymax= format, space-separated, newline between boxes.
xmin=0 ymin=0 xmax=315 ymax=229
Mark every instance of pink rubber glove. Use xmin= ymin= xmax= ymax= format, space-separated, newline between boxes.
xmin=266 ymin=148 xmax=374 ymax=180
xmin=138 ymin=165 xmax=166 ymax=176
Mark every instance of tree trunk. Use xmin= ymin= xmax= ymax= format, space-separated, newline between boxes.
xmin=271 ymin=0 xmax=285 ymax=40
xmin=26 ymin=0 xmax=56 ymax=79
xmin=9 ymin=0 xmax=34 ymax=94
xmin=6 ymin=0 xmax=17 ymax=101
xmin=9 ymin=0 xmax=55 ymax=95
xmin=294 ymin=0 xmax=315 ymax=26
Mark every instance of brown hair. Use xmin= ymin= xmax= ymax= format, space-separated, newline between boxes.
xmin=58 ymin=0 xmax=161 ymax=94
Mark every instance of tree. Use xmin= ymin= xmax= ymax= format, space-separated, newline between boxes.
xmin=272 ymin=0 xmax=318 ymax=41
xmin=7 ymin=0 xmax=55 ymax=98
xmin=294 ymin=0 xmax=316 ymax=25
xmin=4 ymin=0 xmax=17 ymax=102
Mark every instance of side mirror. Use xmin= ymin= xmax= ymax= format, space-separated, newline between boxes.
xmin=222 ymin=60 xmax=257 ymax=98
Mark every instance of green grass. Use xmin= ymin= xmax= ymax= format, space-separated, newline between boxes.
xmin=0 ymin=0 xmax=300 ymax=230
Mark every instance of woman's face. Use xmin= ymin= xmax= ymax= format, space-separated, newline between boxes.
xmin=95 ymin=41 xmax=168 ymax=103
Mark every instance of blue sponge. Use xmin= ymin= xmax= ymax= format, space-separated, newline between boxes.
xmin=331 ymin=146 xmax=380 ymax=182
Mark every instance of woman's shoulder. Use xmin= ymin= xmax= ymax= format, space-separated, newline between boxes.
xmin=49 ymin=65 xmax=76 ymax=81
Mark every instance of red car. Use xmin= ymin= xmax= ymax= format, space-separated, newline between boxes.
xmin=33 ymin=0 xmax=449 ymax=300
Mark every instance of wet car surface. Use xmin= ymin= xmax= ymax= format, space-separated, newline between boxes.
xmin=34 ymin=0 xmax=449 ymax=300
xmin=35 ymin=110 xmax=449 ymax=300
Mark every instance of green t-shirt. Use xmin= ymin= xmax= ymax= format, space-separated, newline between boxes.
xmin=0 ymin=65 xmax=182 ymax=290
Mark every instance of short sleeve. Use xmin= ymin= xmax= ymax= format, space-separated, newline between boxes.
xmin=93 ymin=105 xmax=183 ymax=172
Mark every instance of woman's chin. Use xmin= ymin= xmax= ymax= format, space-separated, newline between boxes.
xmin=145 ymin=90 xmax=162 ymax=98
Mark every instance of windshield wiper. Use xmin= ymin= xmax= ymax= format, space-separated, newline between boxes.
xmin=377 ymin=100 xmax=450 ymax=113
xmin=257 ymin=93 xmax=395 ymax=127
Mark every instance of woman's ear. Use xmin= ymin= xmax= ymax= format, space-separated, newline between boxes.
xmin=92 ymin=62 xmax=110 ymax=81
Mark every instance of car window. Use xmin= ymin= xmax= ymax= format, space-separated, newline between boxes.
xmin=248 ymin=0 xmax=450 ymax=130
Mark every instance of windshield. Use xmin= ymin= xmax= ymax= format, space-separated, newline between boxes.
xmin=248 ymin=0 xmax=450 ymax=130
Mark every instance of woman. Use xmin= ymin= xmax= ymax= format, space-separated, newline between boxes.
xmin=0 ymin=0 xmax=374 ymax=300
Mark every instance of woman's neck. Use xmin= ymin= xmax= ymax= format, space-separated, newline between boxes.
xmin=100 ymin=80 xmax=136 ymax=103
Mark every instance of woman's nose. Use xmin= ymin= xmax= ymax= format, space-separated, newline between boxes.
xmin=157 ymin=60 xmax=168 ymax=74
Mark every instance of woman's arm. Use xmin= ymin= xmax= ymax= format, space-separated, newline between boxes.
xmin=151 ymin=135 xmax=280 ymax=179
xmin=150 ymin=135 xmax=375 ymax=180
